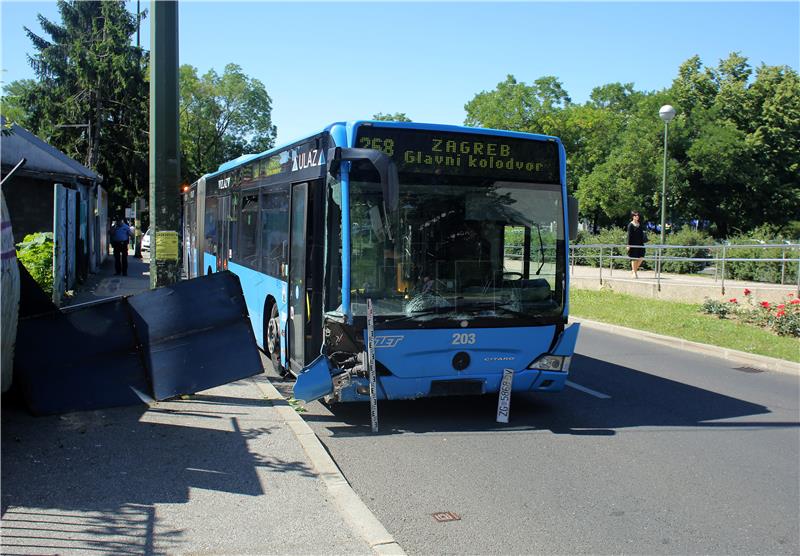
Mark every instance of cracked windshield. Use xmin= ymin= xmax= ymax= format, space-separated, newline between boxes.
xmin=349 ymin=174 xmax=564 ymax=320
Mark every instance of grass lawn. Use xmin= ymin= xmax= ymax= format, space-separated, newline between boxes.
xmin=569 ymin=288 xmax=800 ymax=363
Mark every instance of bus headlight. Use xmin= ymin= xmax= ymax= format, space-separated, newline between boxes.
xmin=527 ymin=355 xmax=570 ymax=372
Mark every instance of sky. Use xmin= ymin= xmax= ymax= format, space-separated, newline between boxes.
xmin=2 ymin=1 xmax=799 ymax=148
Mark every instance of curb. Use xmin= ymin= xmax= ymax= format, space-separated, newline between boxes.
xmin=252 ymin=377 xmax=406 ymax=556
xmin=572 ymin=317 xmax=800 ymax=376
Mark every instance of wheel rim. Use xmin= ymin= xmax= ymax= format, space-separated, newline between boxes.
xmin=267 ymin=314 xmax=279 ymax=354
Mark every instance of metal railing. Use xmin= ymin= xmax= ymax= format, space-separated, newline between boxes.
xmin=565 ymin=242 xmax=800 ymax=295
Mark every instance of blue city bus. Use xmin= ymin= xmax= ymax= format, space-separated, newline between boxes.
xmin=183 ymin=121 xmax=580 ymax=404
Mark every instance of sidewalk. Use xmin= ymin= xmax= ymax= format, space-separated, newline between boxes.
xmin=570 ymin=264 xmax=797 ymax=304
xmin=4 ymin=252 xmax=401 ymax=555
xmin=64 ymin=249 xmax=151 ymax=307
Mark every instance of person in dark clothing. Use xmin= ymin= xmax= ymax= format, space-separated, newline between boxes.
xmin=110 ymin=218 xmax=133 ymax=276
xmin=626 ymin=211 xmax=646 ymax=278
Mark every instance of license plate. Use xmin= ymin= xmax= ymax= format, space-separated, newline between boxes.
xmin=496 ymin=369 xmax=514 ymax=423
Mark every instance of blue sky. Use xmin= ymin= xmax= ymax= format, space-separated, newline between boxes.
xmin=2 ymin=1 xmax=798 ymax=146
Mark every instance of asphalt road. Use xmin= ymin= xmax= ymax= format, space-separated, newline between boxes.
xmin=268 ymin=327 xmax=800 ymax=555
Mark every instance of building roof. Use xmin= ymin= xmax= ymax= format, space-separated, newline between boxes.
xmin=1 ymin=117 xmax=100 ymax=184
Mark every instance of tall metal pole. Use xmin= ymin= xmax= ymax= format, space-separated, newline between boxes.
xmin=660 ymin=121 xmax=669 ymax=246
xmin=658 ymin=105 xmax=676 ymax=247
xmin=149 ymin=0 xmax=181 ymax=287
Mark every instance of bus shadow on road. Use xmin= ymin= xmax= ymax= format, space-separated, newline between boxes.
xmin=303 ymin=354 xmax=797 ymax=437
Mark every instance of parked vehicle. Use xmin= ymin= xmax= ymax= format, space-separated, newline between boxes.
xmin=141 ymin=228 xmax=151 ymax=251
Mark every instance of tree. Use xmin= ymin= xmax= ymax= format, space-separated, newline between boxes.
xmin=23 ymin=1 xmax=148 ymax=206
xmin=0 ymin=79 xmax=41 ymax=129
xmin=372 ymin=112 xmax=412 ymax=122
xmin=180 ymin=63 xmax=277 ymax=184
xmin=668 ymin=53 xmax=800 ymax=236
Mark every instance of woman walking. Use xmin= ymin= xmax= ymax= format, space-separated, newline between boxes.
xmin=626 ymin=211 xmax=646 ymax=278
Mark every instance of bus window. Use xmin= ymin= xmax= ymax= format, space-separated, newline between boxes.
xmin=503 ymin=226 xmax=525 ymax=276
xmin=261 ymin=187 xmax=289 ymax=278
xmin=238 ymin=194 xmax=260 ymax=268
xmin=228 ymin=192 xmax=240 ymax=260
xmin=205 ymin=196 xmax=218 ymax=256
xmin=325 ymin=176 xmax=343 ymax=311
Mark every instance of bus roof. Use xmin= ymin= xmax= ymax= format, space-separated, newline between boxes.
xmin=201 ymin=120 xmax=561 ymax=181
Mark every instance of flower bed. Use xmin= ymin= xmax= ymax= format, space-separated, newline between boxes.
xmin=701 ymin=289 xmax=800 ymax=338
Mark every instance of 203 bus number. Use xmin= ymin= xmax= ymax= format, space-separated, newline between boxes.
xmin=452 ymin=333 xmax=476 ymax=345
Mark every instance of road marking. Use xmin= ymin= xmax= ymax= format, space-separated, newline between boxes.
xmin=566 ymin=381 xmax=611 ymax=399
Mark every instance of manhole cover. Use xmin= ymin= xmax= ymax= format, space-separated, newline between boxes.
xmin=733 ymin=366 xmax=766 ymax=374
xmin=432 ymin=511 xmax=461 ymax=523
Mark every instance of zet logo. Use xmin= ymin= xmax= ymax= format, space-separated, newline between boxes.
xmin=374 ymin=335 xmax=404 ymax=348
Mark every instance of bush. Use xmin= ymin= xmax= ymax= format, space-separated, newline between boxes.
xmin=723 ymin=225 xmax=799 ymax=284
xmin=574 ymin=227 xmax=629 ymax=269
xmin=16 ymin=232 xmax=54 ymax=295
xmin=700 ymin=298 xmax=731 ymax=319
xmin=700 ymin=289 xmax=800 ymax=338
xmin=661 ymin=226 xmax=715 ymax=274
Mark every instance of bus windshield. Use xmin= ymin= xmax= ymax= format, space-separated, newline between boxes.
xmin=348 ymin=173 xmax=565 ymax=321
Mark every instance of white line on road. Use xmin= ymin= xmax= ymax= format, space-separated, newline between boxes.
xmin=566 ymin=381 xmax=611 ymax=399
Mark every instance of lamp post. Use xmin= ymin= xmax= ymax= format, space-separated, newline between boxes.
xmin=658 ymin=105 xmax=676 ymax=246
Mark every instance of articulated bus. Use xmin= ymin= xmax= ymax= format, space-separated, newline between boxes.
xmin=183 ymin=121 xmax=580 ymax=404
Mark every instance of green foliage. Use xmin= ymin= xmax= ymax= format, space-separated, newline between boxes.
xmin=700 ymin=298 xmax=731 ymax=319
xmin=722 ymin=225 xmax=799 ymax=284
xmin=180 ymin=63 xmax=277 ymax=183
xmin=700 ymin=291 xmax=800 ymax=338
xmin=572 ymin=288 xmax=799 ymax=361
xmin=22 ymin=1 xmax=149 ymax=206
xmin=0 ymin=79 xmax=41 ymax=128
xmin=574 ymin=227 xmax=629 ymax=269
xmin=16 ymin=233 xmax=54 ymax=295
xmin=372 ymin=112 xmax=412 ymax=122
xmin=463 ymin=54 xmax=800 ymax=237
xmin=661 ymin=226 xmax=714 ymax=274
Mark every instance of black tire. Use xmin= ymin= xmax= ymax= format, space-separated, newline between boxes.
xmin=265 ymin=302 xmax=288 ymax=377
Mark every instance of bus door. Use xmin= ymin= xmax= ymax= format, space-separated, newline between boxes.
xmin=288 ymin=182 xmax=308 ymax=373
xmin=182 ymin=189 xmax=196 ymax=279
xmin=217 ymin=195 xmax=231 ymax=270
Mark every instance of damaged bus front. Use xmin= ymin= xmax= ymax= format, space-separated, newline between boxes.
xmin=295 ymin=122 xmax=580 ymax=404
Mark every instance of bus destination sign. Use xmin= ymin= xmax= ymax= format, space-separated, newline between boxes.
xmin=356 ymin=127 xmax=560 ymax=183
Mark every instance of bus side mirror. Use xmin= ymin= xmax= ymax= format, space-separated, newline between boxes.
xmin=568 ymin=196 xmax=579 ymax=240
xmin=327 ymin=147 xmax=399 ymax=213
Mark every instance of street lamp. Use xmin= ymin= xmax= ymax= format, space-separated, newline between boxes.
xmin=659 ymin=105 xmax=676 ymax=246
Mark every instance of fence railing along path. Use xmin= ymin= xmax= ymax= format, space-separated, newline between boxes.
xmin=565 ymin=242 xmax=800 ymax=296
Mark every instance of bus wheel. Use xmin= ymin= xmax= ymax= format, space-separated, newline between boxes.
xmin=266 ymin=303 xmax=288 ymax=377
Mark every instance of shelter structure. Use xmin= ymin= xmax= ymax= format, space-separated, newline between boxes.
xmin=1 ymin=117 xmax=107 ymax=304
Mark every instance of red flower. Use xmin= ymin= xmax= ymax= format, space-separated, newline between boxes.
xmin=743 ymin=288 xmax=751 ymax=296
xmin=777 ymin=304 xmax=785 ymax=309
xmin=790 ymin=299 xmax=800 ymax=305
xmin=776 ymin=310 xmax=786 ymax=318
xmin=729 ymin=298 xmax=738 ymax=303
xmin=760 ymin=301 xmax=771 ymax=308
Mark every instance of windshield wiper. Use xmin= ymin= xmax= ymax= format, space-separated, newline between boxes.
xmin=535 ymin=224 xmax=545 ymax=275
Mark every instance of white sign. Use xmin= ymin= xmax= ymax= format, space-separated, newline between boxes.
xmin=496 ymin=369 xmax=514 ymax=423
